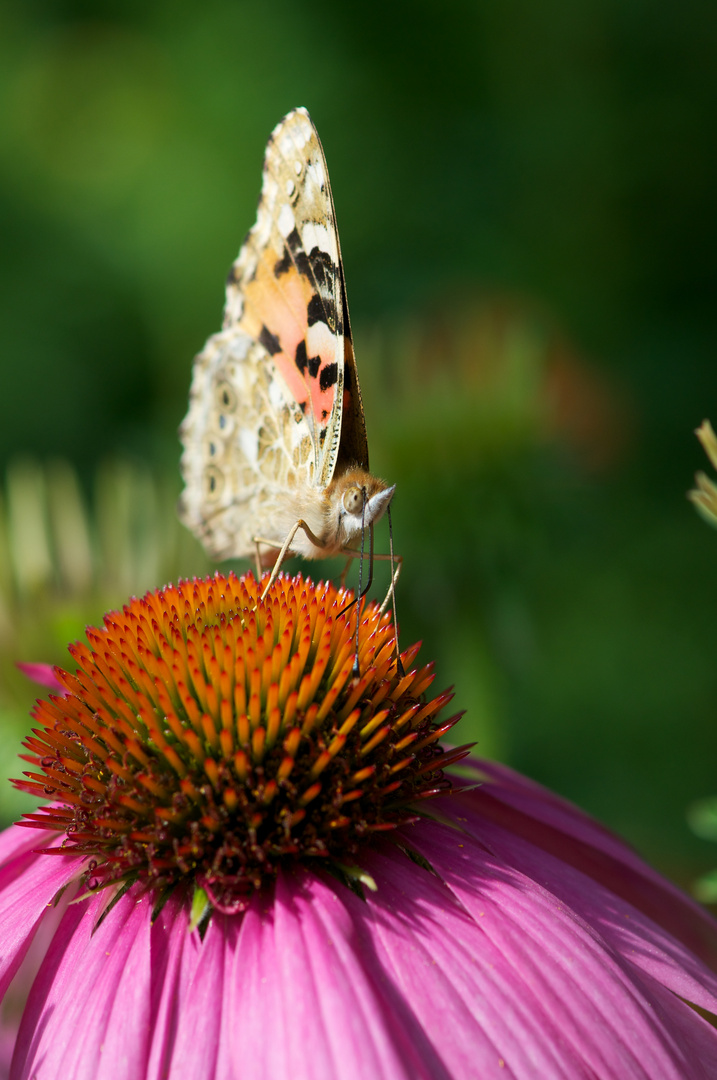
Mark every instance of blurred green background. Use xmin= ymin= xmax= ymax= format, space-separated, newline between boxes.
xmin=1 ymin=1 xmax=716 ymax=892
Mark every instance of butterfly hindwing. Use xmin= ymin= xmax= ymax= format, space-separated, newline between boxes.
xmin=178 ymin=323 xmax=314 ymax=560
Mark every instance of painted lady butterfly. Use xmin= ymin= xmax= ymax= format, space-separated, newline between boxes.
xmin=179 ymin=107 xmax=395 ymax=577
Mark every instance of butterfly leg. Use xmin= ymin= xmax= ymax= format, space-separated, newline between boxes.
xmin=255 ymin=520 xmax=327 ymax=601
xmin=378 ymin=554 xmax=403 ymax=616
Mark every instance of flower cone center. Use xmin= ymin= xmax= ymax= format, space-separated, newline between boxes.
xmin=16 ymin=573 xmax=465 ymax=910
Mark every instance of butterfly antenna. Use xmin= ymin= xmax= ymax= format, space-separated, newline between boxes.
xmin=386 ymin=504 xmax=404 ymax=678
xmin=352 ymin=490 xmax=368 ymax=676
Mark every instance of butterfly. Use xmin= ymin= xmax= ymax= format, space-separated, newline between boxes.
xmin=179 ymin=107 xmax=395 ymax=584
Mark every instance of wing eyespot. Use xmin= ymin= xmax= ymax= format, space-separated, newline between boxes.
xmin=203 ymin=465 xmax=225 ymax=501
xmin=214 ymin=380 xmax=237 ymax=411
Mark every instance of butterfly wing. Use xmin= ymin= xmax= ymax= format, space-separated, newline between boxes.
xmin=179 ymin=107 xmax=368 ymax=560
xmin=226 ymin=108 xmax=369 ymax=481
xmin=178 ymin=324 xmax=315 ymax=560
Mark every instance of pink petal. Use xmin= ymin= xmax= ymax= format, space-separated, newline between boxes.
xmin=362 ymin=846 xmax=603 ymax=1079
xmin=0 ymin=840 xmax=79 ymax=1000
xmin=454 ymin=760 xmax=717 ymax=967
xmin=399 ymin=820 xmax=717 ymax=1079
xmin=1 ymin=754 xmax=715 ymax=1079
xmin=155 ymin=908 xmax=227 ymax=1080
xmin=220 ymin=893 xmax=290 ymax=1079
xmin=15 ymin=664 xmax=64 ymax=694
xmin=11 ymin=888 xmax=155 ymax=1080
xmin=0 ymin=820 xmax=59 ymax=867
xmin=643 ymin=977 xmax=717 ymax=1075
xmin=438 ymin=801 xmax=717 ymax=1012
xmin=145 ymin=890 xmax=203 ymax=1080
xmin=221 ymin=872 xmax=434 ymax=1080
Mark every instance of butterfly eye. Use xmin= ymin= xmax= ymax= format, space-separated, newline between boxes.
xmin=342 ymin=486 xmax=365 ymax=515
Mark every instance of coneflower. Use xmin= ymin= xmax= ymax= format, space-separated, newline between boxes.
xmin=1 ymin=571 xmax=716 ymax=1079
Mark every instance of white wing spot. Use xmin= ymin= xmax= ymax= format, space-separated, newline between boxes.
xmin=277 ymin=203 xmax=295 ymax=239
xmin=239 ymin=427 xmax=259 ymax=468
xmin=294 ymin=159 xmax=302 ymax=176
xmin=303 ymin=221 xmax=332 ymax=256
xmin=286 ymin=179 xmax=295 ymax=196
xmin=306 ymin=160 xmax=326 ymax=191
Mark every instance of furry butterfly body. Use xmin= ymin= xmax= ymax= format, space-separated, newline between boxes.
xmin=179 ymin=108 xmax=394 ymax=567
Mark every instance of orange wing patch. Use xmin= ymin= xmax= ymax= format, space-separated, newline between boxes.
xmin=238 ymin=248 xmax=341 ymax=449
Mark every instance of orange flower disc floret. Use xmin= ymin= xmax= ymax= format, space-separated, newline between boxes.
xmin=16 ymin=573 xmax=467 ymax=910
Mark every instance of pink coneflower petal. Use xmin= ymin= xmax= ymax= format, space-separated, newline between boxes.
xmin=0 ymin=819 xmax=55 ymax=867
xmin=15 ymin=664 xmax=64 ymax=694
xmin=156 ymin=910 xmax=227 ymax=1080
xmin=145 ymin=894 xmax=201 ymax=1080
xmin=220 ymin=898 xmax=287 ymax=1079
xmin=404 ymin=819 xmax=717 ymax=1078
xmin=222 ymin=871 xmax=439 ymax=1080
xmin=269 ymin=871 xmax=430 ymax=1079
xmin=11 ymin=889 xmax=155 ymax=1080
xmin=456 ymin=761 xmax=717 ymax=966
xmin=0 ymin=835 xmax=77 ymax=1000
xmin=643 ymin=978 xmax=717 ymax=1074
xmin=362 ymin=845 xmax=600 ymax=1078
xmin=438 ymin=802 xmax=717 ymax=1010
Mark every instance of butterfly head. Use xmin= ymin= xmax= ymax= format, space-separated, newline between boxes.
xmin=329 ymin=468 xmax=395 ymax=549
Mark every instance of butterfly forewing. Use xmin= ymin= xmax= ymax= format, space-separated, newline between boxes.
xmin=226 ymin=109 xmax=352 ymax=484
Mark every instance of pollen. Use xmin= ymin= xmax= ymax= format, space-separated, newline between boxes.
xmin=15 ymin=573 xmax=468 ymax=911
